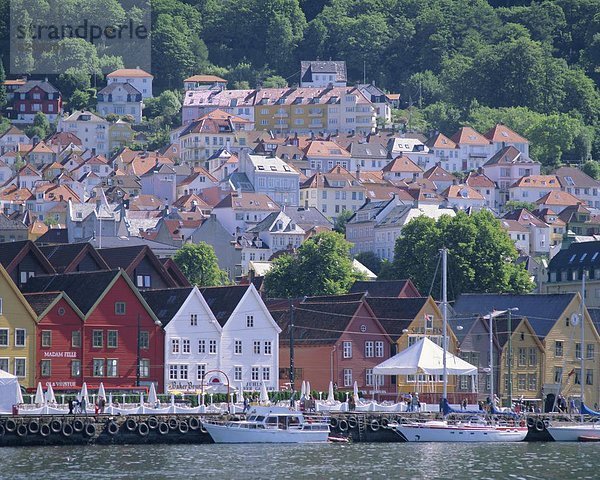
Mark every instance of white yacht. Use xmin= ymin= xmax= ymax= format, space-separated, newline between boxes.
xmin=394 ymin=418 xmax=528 ymax=442
xmin=203 ymin=406 xmax=330 ymax=443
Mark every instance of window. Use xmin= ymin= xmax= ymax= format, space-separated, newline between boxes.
xmin=247 ymin=315 xmax=254 ymax=328
xmin=15 ymin=329 xmax=26 ymax=347
xmin=40 ymin=330 xmax=52 ymax=348
xmin=528 ymin=374 xmax=537 ymax=391
xmin=190 ymin=314 xmax=198 ymax=326
xmin=262 ymin=367 xmax=270 ymax=381
xmin=106 ymin=359 xmax=118 ymax=377
xmin=0 ymin=358 xmax=7 ymax=372
xmin=575 ymin=342 xmax=582 ymax=360
xmin=92 ymin=330 xmax=103 ymax=348
xmin=343 ymin=368 xmax=352 ymax=387
xmin=343 ymin=341 xmax=352 ymax=358
xmin=555 ymin=341 xmax=563 ymax=357
xmin=14 ymin=358 xmax=26 ymax=377
xmin=375 ymin=341 xmax=384 ymax=358
xmin=554 ymin=367 xmax=563 ymax=383
xmin=586 ymin=369 xmax=594 ymax=385
xmin=19 ymin=271 xmax=34 ymax=284
xmin=518 ymin=348 xmax=527 ymax=367
xmin=235 ymin=340 xmax=243 ymax=354
xmin=71 ymin=360 xmax=81 ymax=377
xmin=366 ymin=368 xmax=375 ymax=386
xmin=171 ymin=338 xmax=180 ymax=354
xmin=93 ymin=359 xmax=104 ymax=377
xmin=136 ymin=275 xmax=151 ymax=288
xmin=197 ymin=364 xmax=206 ymax=381
xmin=115 ymin=302 xmax=126 ymax=315
xmin=209 ymin=339 xmax=217 ymax=354
xmin=41 ymin=359 xmax=51 ymax=377
xmin=264 ymin=341 xmax=272 ymax=355
xmin=179 ymin=365 xmax=188 ymax=380
xmin=365 ymin=341 xmax=374 ymax=358
xmin=0 ymin=329 xmax=8 ymax=346
xmin=251 ymin=366 xmax=259 ymax=381
xmin=234 ymin=366 xmax=242 ymax=381
xmin=528 ymin=348 xmax=537 ymax=366
xmin=107 ymin=330 xmax=118 ymax=348
xmin=574 ymin=368 xmax=581 ymax=385
xmin=182 ymin=339 xmax=190 ymax=354
xmin=139 ymin=359 xmax=150 ymax=378
xmin=253 ymin=341 xmax=261 ymax=354
xmin=518 ymin=374 xmax=527 ymax=390
xmin=587 ymin=344 xmax=595 ymax=359
xmin=169 ymin=365 xmax=178 ymax=380
xmin=72 ymin=330 xmax=81 ymax=348
xmin=198 ymin=339 xmax=206 ymax=354
xmin=139 ymin=331 xmax=149 ymax=349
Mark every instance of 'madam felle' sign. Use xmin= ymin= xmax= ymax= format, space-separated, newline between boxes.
xmin=43 ymin=351 xmax=77 ymax=358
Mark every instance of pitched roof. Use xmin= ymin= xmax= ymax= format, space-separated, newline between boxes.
xmin=484 ymin=146 xmax=537 ymax=166
xmin=199 ymin=285 xmax=250 ymax=326
xmin=22 ymin=291 xmax=64 ymax=316
xmin=303 ymin=293 xmax=367 ymax=303
xmin=107 ymin=68 xmax=153 ymax=78
xmin=98 ymin=82 xmax=141 ymax=95
xmin=465 ymin=171 xmax=495 ymax=188
xmin=483 ymin=124 xmax=528 ymax=144
xmin=423 ymin=164 xmax=454 ymax=183
xmin=510 ymin=175 xmax=560 ymax=189
xmin=140 ymin=287 xmax=194 ymax=326
xmin=300 ymin=61 xmax=347 ymax=83
xmin=450 ymin=127 xmax=489 ymax=145
xmin=442 ymin=185 xmax=485 ymax=200
xmin=554 ymin=166 xmax=600 ymax=189
xmin=0 ymin=239 xmax=55 ymax=274
xmin=548 ymin=240 xmax=600 ymax=271
xmin=15 ymin=80 xmax=59 ymax=94
xmin=303 ymin=140 xmax=351 ymax=158
xmin=425 ymin=133 xmax=457 ymax=149
xmin=502 ymin=208 xmax=549 ymax=228
xmin=365 ymin=297 xmax=431 ymax=341
xmin=21 ymin=269 xmax=120 ymax=315
xmin=535 ymin=190 xmax=582 ymax=207
xmin=97 ymin=245 xmax=176 ymax=286
xmin=382 ymin=155 xmax=423 ymax=173
xmin=213 ymin=192 xmax=279 ymax=211
xmin=350 ymin=280 xmax=420 ymax=297
xmin=184 ymin=75 xmax=227 ymax=83
xmin=38 ymin=243 xmax=110 ymax=273
xmin=453 ymin=293 xmax=578 ymax=339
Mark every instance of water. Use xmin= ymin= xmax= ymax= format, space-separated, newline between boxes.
xmin=1 ymin=442 xmax=597 ymax=479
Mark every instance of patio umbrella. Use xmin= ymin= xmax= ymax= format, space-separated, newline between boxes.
xmin=353 ymin=381 xmax=359 ymax=401
xmin=306 ymin=381 xmax=311 ymax=397
xmin=80 ymin=382 xmax=90 ymax=406
xmin=238 ymin=383 xmax=244 ymax=403
xmin=300 ymin=380 xmax=306 ymax=398
xmin=147 ymin=382 xmax=158 ymax=405
xmin=259 ymin=381 xmax=269 ymax=404
xmin=15 ymin=382 xmax=24 ymax=404
xmin=34 ymin=382 xmax=45 ymax=404
xmin=98 ymin=382 xmax=107 ymax=401
xmin=327 ymin=381 xmax=334 ymax=402
xmin=45 ymin=383 xmax=56 ymax=404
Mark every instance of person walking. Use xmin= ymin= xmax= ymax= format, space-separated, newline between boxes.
xmin=80 ymin=397 xmax=87 ymax=415
xmin=68 ymin=398 xmax=74 ymax=415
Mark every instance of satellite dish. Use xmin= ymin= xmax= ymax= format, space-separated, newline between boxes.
xmin=571 ymin=313 xmax=580 ymax=326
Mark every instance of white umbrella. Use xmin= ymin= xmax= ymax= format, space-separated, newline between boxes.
xmin=98 ymin=382 xmax=107 ymax=401
xmin=259 ymin=381 xmax=269 ymax=404
xmin=300 ymin=380 xmax=306 ymax=398
xmin=80 ymin=382 xmax=90 ymax=405
xmin=45 ymin=382 xmax=56 ymax=403
xmin=34 ymin=382 xmax=45 ymax=404
xmin=306 ymin=381 xmax=311 ymax=397
xmin=327 ymin=381 xmax=334 ymax=402
xmin=147 ymin=382 xmax=158 ymax=405
xmin=15 ymin=382 xmax=24 ymax=404
xmin=353 ymin=381 xmax=359 ymax=401
xmin=237 ymin=383 xmax=244 ymax=403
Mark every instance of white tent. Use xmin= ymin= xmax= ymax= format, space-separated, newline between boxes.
xmin=259 ymin=381 xmax=269 ymax=404
xmin=373 ymin=337 xmax=478 ymax=376
xmin=147 ymin=382 xmax=158 ymax=405
xmin=45 ymin=383 xmax=56 ymax=404
xmin=34 ymin=382 xmax=45 ymax=405
xmin=0 ymin=369 xmax=20 ymax=413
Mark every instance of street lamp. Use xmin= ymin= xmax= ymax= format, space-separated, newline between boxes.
xmin=506 ymin=308 xmax=519 ymax=409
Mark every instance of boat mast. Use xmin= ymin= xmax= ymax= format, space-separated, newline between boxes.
xmin=580 ymin=270 xmax=585 ymax=419
xmin=441 ymin=247 xmax=448 ymax=401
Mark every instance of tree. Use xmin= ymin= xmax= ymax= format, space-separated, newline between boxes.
xmin=333 ymin=209 xmax=354 ymax=235
xmin=173 ymin=243 xmax=228 ymax=287
xmin=264 ymin=232 xmax=363 ymax=298
xmin=355 ymin=251 xmax=383 ymax=276
xmin=69 ymin=90 xmax=91 ymax=111
xmin=504 ymin=200 xmax=538 ymax=212
xmin=582 ymin=161 xmax=600 ymax=180
xmin=389 ymin=211 xmax=534 ymax=300
xmin=25 ymin=112 xmax=51 ymax=139
xmin=262 ymin=75 xmax=288 ymax=88
xmin=143 ymin=90 xmax=182 ymax=125
xmin=0 ymin=60 xmax=6 ymax=109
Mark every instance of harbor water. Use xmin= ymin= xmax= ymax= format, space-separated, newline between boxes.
xmin=2 ymin=442 xmax=597 ymax=479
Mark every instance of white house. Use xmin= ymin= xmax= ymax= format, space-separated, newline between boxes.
xmin=58 ymin=111 xmax=110 ymax=156
xmin=97 ymin=83 xmax=143 ymax=124
xmin=212 ymin=191 xmax=281 ymax=235
xmin=106 ymin=68 xmax=154 ymax=99
xmin=239 ymin=152 xmax=300 ymax=206
xmin=300 ymin=61 xmax=347 ymax=88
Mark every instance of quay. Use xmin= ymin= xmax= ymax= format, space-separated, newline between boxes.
xmin=0 ymin=411 xmax=565 ymax=446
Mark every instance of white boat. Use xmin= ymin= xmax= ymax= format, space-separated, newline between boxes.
xmin=203 ymin=406 xmax=330 ymax=443
xmin=395 ymin=419 xmax=528 ymax=442
xmin=546 ymin=423 xmax=600 ymax=442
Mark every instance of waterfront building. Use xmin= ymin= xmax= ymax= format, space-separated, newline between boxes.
xmin=0 ymin=240 xmax=56 ymax=289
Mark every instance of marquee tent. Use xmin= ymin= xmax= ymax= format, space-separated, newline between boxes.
xmin=0 ymin=369 xmax=20 ymax=413
xmin=373 ymin=337 xmax=478 ymax=376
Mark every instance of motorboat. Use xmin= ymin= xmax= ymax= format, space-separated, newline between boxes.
xmin=202 ymin=406 xmax=330 ymax=443
xmin=394 ymin=417 xmax=528 ymax=442
xmin=546 ymin=422 xmax=600 ymax=442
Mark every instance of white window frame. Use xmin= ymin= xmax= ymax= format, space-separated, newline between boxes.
xmin=14 ymin=358 xmax=26 ymax=377
xmin=235 ymin=340 xmax=242 ymax=355
xmin=234 ymin=366 xmax=242 ymax=382
xmin=375 ymin=341 xmax=384 ymax=358
xmin=15 ymin=328 xmax=26 ymax=347
xmin=343 ymin=341 xmax=352 ymax=359
xmin=343 ymin=368 xmax=352 ymax=387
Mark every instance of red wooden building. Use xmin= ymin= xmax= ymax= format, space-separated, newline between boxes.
xmin=23 ymin=269 xmax=164 ymax=391
xmin=12 ymin=80 xmax=62 ymax=123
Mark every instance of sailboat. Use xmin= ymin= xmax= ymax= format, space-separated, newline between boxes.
xmin=546 ymin=272 xmax=600 ymax=441
xmin=393 ymin=248 xmax=528 ymax=442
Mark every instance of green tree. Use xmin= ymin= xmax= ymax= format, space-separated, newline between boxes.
xmin=504 ymin=201 xmax=537 ymax=212
xmin=0 ymin=60 xmax=6 ymax=109
xmin=144 ymin=90 xmax=182 ymax=125
xmin=173 ymin=243 xmax=228 ymax=287
xmin=389 ymin=211 xmax=534 ymax=300
xmin=582 ymin=161 xmax=600 ymax=180
xmin=25 ymin=112 xmax=51 ymax=139
xmin=333 ymin=209 xmax=354 ymax=235
xmin=264 ymin=232 xmax=363 ymax=298
xmin=262 ymin=75 xmax=288 ymax=88
xmin=354 ymin=251 xmax=383 ymax=276
xmin=69 ymin=90 xmax=91 ymax=111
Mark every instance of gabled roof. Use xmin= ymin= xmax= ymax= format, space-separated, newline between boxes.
xmin=450 ymin=126 xmax=489 ymax=146
xmin=107 ymin=68 xmax=153 ymax=78
xmin=510 ymin=175 xmax=560 ymax=189
xmin=184 ymin=75 xmax=227 ymax=83
xmin=548 ymin=240 xmax=600 ymax=271
xmin=425 ymin=132 xmax=457 ymax=150
xmin=502 ymin=208 xmax=549 ymax=228
xmin=0 ymin=264 xmax=38 ymax=322
xmin=15 ymin=80 xmax=59 ymax=94
xmin=303 ymin=140 xmax=351 ymax=158
xmin=483 ymin=124 xmax=528 ymax=144
xmin=199 ymin=285 xmax=250 ymax=326
xmin=0 ymin=239 xmax=56 ymax=275
xmin=160 ymin=258 xmax=191 ymax=287
xmin=442 ymin=184 xmax=485 ymax=201
xmin=301 ymin=60 xmax=347 ymax=83
xmin=554 ymin=166 xmax=600 ymax=189
xmin=350 ymin=279 xmax=421 ymax=297
xmin=484 ymin=146 xmax=537 ymax=166
xmin=23 ymin=291 xmax=85 ymax=320
xmin=382 ymin=155 xmax=423 ymax=173
xmin=39 ymin=243 xmax=110 ymax=273
xmin=465 ymin=171 xmax=495 ymax=188
xmin=365 ymin=297 xmax=432 ymax=341
xmin=213 ymin=192 xmax=279 ymax=211
xmin=98 ymin=82 xmax=141 ymax=96
xmin=141 ymin=287 xmax=194 ymax=326
xmin=535 ymin=190 xmax=582 ymax=207
xmin=453 ymin=293 xmax=579 ymax=339
xmin=303 ymin=292 xmax=367 ymax=303
xmin=423 ymin=164 xmax=454 ymax=183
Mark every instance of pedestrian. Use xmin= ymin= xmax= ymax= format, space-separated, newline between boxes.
xmin=99 ymin=396 xmax=106 ymax=414
xmin=406 ymin=392 xmax=413 ymax=412
xmin=412 ymin=392 xmax=419 ymax=412
xmin=68 ymin=398 xmax=74 ymax=415
xmin=243 ymin=396 xmax=250 ymax=413
xmin=80 ymin=397 xmax=87 ymax=414
xmin=462 ymin=398 xmax=468 ymax=411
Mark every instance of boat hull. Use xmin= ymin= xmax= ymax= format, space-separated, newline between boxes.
xmin=203 ymin=423 xmax=330 ymax=444
xmin=395 ymin=424 xmax=528 ymax=442
xmin=547 ymin=424 xmax=600 ymax=442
